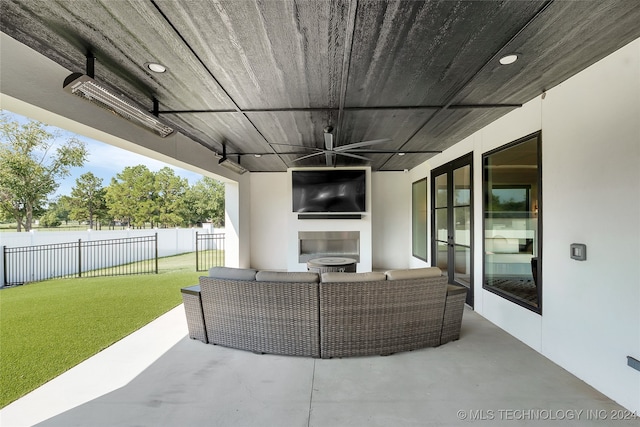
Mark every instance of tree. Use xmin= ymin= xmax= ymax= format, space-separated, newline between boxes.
xmin=39 ymin=210 xmax=62 ymax=228
xmin=184 ymin=177 xmax=225 ymax=227
xmin=69 ymin=172 xmax=107 ymax=229
xmin=105 ymin=165 xmax=155 ymax=228
xmin=94 ymin=202 xmax=113 ymax=230
xmin=0 ymin=116 xmax=87 ymax=231
xmin=153 ymin=167 xmax=188 ymax=227
xmin=55 ymin=195 xmax=73 ymax=225
xmin=39 ymin=197 xmax=71 ymax=228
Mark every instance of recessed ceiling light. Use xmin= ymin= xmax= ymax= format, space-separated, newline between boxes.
xmin=499 ymin=54 xmax=518 ymax=65
xmin=145 ymin=62 xmax=167 ymax=73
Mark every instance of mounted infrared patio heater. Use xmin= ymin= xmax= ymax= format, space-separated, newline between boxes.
xmin=63 ymin=73 xmax=174 ymax=137
xmin=62 ymin=53 xmax=174 ymax=138
xmin=218 ymin=142 xmax=247 ymax=175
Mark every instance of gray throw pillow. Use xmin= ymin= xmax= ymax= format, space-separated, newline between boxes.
xmin=385 ymin=267 xmax=442 ymax=280
xmin=321 ymin=272 xmax=386 ymax=283
xmin=256 ymin=271 xmax=319 ymax=283
xmin=208 ymin=266 xmax=257 ymax=281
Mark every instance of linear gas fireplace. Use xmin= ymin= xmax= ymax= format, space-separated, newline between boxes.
xmin=298 ymin=231 xmax=360 ymax=263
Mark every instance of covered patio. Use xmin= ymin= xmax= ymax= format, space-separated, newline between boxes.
xmin=2 ymin=307 xmax=633 ymax=427
xmin=1 ymin=0 xmax=639 ymax=420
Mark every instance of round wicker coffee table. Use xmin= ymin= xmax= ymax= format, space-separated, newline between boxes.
xmin=307 ymin=257 xmax=357 ymax=274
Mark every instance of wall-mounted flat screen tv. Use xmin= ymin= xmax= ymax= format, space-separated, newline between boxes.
xmin=292 ymin=170 xmax=366 ymax=213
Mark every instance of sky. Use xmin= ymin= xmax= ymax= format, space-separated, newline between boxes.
xmin=1 ymin=110 xmax=204 ymax=198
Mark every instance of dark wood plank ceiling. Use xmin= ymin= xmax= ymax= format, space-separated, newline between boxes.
xmin=2 ymin=0 xmax=639 ymax=172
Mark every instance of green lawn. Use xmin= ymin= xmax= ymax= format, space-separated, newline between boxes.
xmin=0 ymin=252 xmax=205 ymax=408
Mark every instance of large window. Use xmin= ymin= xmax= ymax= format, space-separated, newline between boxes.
xmin=412 ymin=178 xmax=428 ymax=261
xmin=483 ymin=132 xmax=541 ymax=313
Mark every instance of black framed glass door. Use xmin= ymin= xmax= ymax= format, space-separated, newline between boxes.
xmin=432 ymin=153 xmax=473 ymax=307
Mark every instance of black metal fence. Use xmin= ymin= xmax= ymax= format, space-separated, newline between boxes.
xmin=3 ymin=234 xmax=158 ymax=286
xmin=195 ymin=232 xmax=225 ymax=272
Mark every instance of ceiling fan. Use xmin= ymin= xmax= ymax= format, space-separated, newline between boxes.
xmin=273 ymin=126 xmax=439 ymax=167
xmin=298 ymin=126 xmax=392 ymax=166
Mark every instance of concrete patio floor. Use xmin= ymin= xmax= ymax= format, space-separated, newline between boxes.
xmin=1 ymin=306 xmax=636 ymax=427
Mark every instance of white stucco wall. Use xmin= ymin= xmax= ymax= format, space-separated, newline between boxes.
xmin=539 ymin=38 xmax=640 ymax=413
xmin=224 ymin=177 xmax=252 ymax=268
xmin=249 ymin=173 xmax=289 ymax=270
xmin=249 ymin=169 xmax=412 ymax=272
xmin=250 ymin=168 xmax=373 ymax=273
xmin=371 ymin=172 xmax=412 ymax=270
xmin=414 ymin=38 xmax=640 ymax=413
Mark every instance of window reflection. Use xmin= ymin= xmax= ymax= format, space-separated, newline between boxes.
xmin=412 ymin=179 xmax=427 ymax=261
xmin=483 ymin=133 xmax=541 ymax=312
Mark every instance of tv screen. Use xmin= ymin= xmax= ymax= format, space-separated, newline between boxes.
xmin=292 ymin=170 xmax=366 ymax=213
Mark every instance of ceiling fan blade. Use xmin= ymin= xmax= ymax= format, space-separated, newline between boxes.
xmin=334 ymin=151 xmax=371 ymax=161
xmin=270 ymin=143 xmax=319 ymax=150
xmin=334 ymin=138 xmax=391 ymax=152
xmin=278 ymin=151 xmax=326 ymax=155
xmin=291 ymin=151 xmax=326 ymax=162
xmin=347 ymin=149 xmax=443 ymax=154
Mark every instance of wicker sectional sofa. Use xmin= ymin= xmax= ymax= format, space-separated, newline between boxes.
xmin=181 ymin=266 xmax=467 ymax=358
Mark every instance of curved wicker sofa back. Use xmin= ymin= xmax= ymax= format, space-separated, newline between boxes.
xmin=199 ymin=268 xmax=321 ymax=357
xmin=319 ymin=274 xmax=448 ymax=358
xmin=191 ymin=267 xmax=466 ymax=358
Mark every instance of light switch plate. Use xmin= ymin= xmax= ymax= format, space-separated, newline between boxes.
xmin=570 ymin=243 xmax=587 ymax=261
